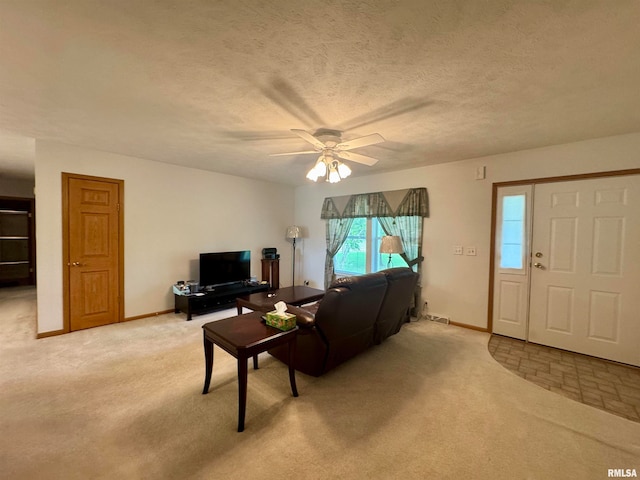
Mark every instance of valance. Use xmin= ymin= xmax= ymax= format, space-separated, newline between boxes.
xmin=320 ymin=188 xmax=429 ymax=219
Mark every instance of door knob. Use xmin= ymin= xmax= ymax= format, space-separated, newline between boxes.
xmin=535 ymin=252 xmax=543 ymax=258
xmin=533 ymin=262 xmax=545 ymax=269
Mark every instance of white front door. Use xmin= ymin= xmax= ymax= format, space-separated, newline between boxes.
xmin=528 ymin=175 xmax=640 ymax=366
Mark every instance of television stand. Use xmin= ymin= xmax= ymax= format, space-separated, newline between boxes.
xmin=175 ymin=283 xmax=269 ymax=320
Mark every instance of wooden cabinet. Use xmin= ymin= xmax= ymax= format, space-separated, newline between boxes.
xmin=0 ymin=197 xmax=35 ymax=286
xmin=261 ymin=258 xmax=279 ymax=288
xmin=174 ymin=283 xmax=269 ymax=320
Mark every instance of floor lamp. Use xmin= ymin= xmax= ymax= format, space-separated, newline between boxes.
xmin=286 ymin=226 xmax=301 ymax=286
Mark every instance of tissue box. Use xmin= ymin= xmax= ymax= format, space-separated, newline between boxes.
xmin=265 ymin=311 xmax=297 ymax=331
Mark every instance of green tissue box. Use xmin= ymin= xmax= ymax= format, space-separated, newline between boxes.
xmin=265 ymin=311 xmax=297 ymax=331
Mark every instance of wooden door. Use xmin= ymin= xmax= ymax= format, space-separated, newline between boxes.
xmin=528 ymin=175 xmax=640 ymax=366
xmin=63 ymin=173 xmax=123 ymax=331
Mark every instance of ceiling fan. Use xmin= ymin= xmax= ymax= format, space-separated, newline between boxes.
xmin=269 ymin=128 xmax=385 ymax=183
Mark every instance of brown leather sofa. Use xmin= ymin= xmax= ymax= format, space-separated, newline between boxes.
xmin=268 ymin=267 xmax=419 ymax=376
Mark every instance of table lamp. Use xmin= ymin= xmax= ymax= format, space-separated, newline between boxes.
xmin=379 ymin=235 xmax=403 ymax=267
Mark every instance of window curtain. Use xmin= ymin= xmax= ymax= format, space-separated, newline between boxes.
xmin=321 ymin=188 xmax=428 ymax=220
xmin=325 ymin=217 xmax=354 ymax=289
xmin=378 ymin=215 xmax=424 ymax=316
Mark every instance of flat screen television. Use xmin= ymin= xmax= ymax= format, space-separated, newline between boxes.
xmin=199 ymin=250 xmax=251 ymax=287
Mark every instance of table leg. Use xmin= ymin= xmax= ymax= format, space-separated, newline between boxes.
xmin=236 ymin=302 xmax=243 ymax=315
xmin=202 ymin=335 xmax=214 ymax=394
xmin=253 ymin=354 xmax=259 ymax=370
xmin=237 ymin=356 xmax=248 ymax=432
xmin=288 ymin=335 xmax=299 ymax=397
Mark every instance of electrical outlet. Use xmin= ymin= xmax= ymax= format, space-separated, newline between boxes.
xmin=465 ymin=246 xmax=477 ymax=256
xmin=453 ymin=245 xmax=463 ymax=255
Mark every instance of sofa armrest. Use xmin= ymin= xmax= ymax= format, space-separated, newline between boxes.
xmin=285 ymin=304 xmax=316 ymax=328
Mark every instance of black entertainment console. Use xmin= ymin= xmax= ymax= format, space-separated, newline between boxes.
xmin=174 ymin=283 xmax=269 ymax=321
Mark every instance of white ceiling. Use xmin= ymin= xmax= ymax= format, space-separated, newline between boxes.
xmin=1 ymin=0 xmax=640 ymax=185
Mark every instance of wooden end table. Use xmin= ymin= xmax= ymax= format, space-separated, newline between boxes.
xmin=202 ymin=311 xmax=299 ymax=432
xmin=236 ymin=285 xmax=325 ymax=315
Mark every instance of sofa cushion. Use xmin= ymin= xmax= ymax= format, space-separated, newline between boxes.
xmin=315 ymin=272 xmax=388 ymax=373
xmin=374 ymin=267 xmax=419 ymax=344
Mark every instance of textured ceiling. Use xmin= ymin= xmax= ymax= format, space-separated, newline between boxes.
xmin=1 ymin=0 xmax=640 ymax=185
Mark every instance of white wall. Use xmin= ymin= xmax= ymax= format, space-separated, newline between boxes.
xmin=35 ymin=141 xmax=295 ymax=334
xmin=0 ymin=177 xmax=34 ymax=198
xmin=294 ymin=133 xmax=640 ymax=330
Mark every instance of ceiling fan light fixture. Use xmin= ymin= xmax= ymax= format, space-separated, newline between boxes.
xmin=278 ymin=128 xmax=385 ymax=182
xmin=328 ymin=163 xmax=341 ymax=183
xmin=306 ymin=168 xmax=320 ymax=182
xmin=314 ymin=157 xmax=327 ymax=177
xmin=337 ymin=162 xmax=351 ymax=179
xmin=306 ymin=156 xmax=328 ymax=182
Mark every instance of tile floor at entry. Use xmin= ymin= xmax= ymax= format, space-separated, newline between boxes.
xmin=488 ymin=335 xmax=640 ymax=423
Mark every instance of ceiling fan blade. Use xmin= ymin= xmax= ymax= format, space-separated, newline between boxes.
xmin=336 ymin=151 xmax=379 ymax=166
xmin=269 ymin=150 xmax=318 ymax=157
xmin=336 ymin=133 xmax=385 ymax=151
xmin=291 ymin=129 xmax=327 ymax=149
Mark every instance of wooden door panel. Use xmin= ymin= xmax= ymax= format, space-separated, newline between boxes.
xmin=69 ymin=270 xmax=113 ymax=327
xmin=79 ymin=213 xmax=110 ymax=257
xmin=79 ymin=186 xmax=111 ymax=206
xmin=80 ymin=270 xmax=110 ymax=314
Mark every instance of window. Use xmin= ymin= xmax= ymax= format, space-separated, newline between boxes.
xmin=499 ymin=194 xmax=526 ymax=270
xmin=334 ymin=218 xmax=405 ymax=275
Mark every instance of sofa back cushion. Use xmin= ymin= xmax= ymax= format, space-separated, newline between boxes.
xmin=315 ymin=272 xmax=388 ymax=372
xmin=374 ymin=267 xmax=419 ymax=343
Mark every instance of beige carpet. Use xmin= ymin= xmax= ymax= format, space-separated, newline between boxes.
xmin=1 ymin=287 xmax=639 ymax=480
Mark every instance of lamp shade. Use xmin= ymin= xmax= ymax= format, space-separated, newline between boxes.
xmin=379 ymin=235 xmax=403 ymax=254
xmin=286 ymin=225 xmax=301 ymax=239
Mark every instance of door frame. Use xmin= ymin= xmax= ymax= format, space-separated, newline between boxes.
xmin=488 ymin=168 xmax=640 ymax=334
xmin=61 ymin=172 xmax=125 ymax=333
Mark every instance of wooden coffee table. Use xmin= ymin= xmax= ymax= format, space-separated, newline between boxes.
xmin=236 ymin=285 xmax=324 ymax=315
xmin=202 ymin=311 xmax=299 ymax=432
